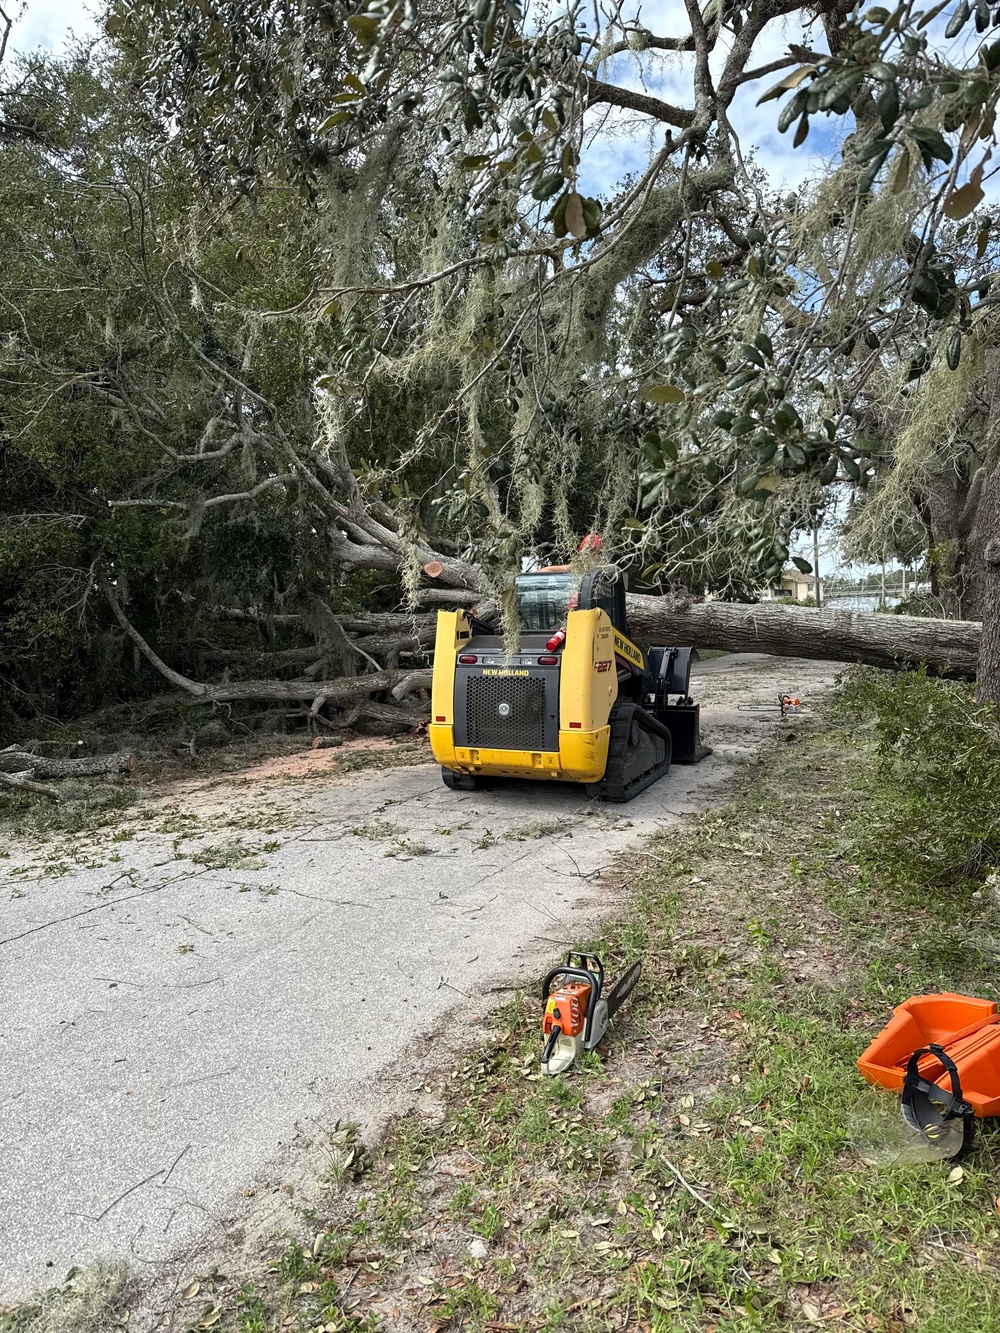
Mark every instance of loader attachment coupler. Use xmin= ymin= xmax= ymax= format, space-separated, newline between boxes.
xmin=646 ymin=646 xmax=711 ymax=765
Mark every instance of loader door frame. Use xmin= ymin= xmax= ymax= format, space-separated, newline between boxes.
xmin=579 ymin=568 xmax=627 ymax=635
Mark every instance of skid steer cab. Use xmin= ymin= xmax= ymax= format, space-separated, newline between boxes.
xmin=429 ymin=566 xmax=710 ymax=802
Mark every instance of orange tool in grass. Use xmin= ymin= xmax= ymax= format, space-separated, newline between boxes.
xmin=541 ymin=952 xmax=642 ymax=1075
xmin=858 ymin=993 xmax=1000 ymax=1159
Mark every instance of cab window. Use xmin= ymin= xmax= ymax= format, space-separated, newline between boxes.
xmin=514 ymin=573 xmax=580 ymax=633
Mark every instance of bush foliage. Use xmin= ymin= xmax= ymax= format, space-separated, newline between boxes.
xmin=842 ymin=667 xmax=1000 ymax=895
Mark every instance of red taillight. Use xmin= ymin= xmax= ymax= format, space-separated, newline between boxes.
xmin=538 ymin=654 xmax=558 ymax=666
xmin=458 ymin=654 xmax=478 ymax=664
xmin=435 ymin=715 xmax=446 ymax=722
xmin=569 ymin=721 xmax=582 ymax=729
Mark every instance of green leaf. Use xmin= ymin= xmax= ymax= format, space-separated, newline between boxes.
xmin=541 ymin=107 xmax=560 ymax=132
xmin=549 ymin=191 xmax=570 ymax=238
xmin=947 ymin=330 xmax=962 ymax=370
xmin=347 ymin=14 xmax=380 ymax=45
xmin=318 ymin=111 xmax=353 ymax=131
xmin=730 ymin=416 xmax=757 ymax=436
xmin=909 ymin=126 xmax=953 ymax=165
xmin=643 ymin=384 xmax=686 ymax=404
xmin=945 ymin=0 xmax=971 ymax=37
xmin=622 ymin=517 xmax=645 ymax=531
xmin=705 ymin=260 xmax=725 ymax=279
xmin=793 ymin=115 xmax=810 ymax=148
xmin=792 ymin=556 xmax=813 ymax=574
xmin=855 ymin=137 xmax=893 ymax=163
xmin=878 ymin=82 xmax=900 ymax=132
xmin=531 ymin=172 xmax=564 ymax=201
xmin=916 ymin=0 xmax=950 ymax=26
xmin=461 ymin=154 xmax=491 ymax=171
xmin=777 ymin=91 xmax=807 ymax=134
xmin=841 ymin=455 xmax=862 ymax=482
xmin=580 ymin=196 xmax=603 ymax=237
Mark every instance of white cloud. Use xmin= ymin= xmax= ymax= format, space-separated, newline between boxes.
xmin=9 ymin=0 xmax=97 ymax=55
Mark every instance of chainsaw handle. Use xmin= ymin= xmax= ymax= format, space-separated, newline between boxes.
xmin=565 ymin=951 xmax=603 ymax=993
xmin=541 ymin=965 xmax=601 ymax=1045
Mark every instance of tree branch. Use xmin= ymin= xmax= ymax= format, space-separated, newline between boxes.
xmin=99 ymin=573 xmax=207 ymax=697
xmin=585 ymin=77 xmax=695 ymax=127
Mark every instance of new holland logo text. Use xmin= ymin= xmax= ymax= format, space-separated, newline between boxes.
xmin=482 ymin=668 xmax=530 ymax=677
xmin=613 ymin=632 xmax=644 ymax=667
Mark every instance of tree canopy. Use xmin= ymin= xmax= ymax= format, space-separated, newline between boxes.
xmin=3 ymin=0 xmax=1000 ymax=721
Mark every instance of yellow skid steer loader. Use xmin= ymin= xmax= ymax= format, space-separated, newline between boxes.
xmin=429 ymin=567 xmax=709 ymax=801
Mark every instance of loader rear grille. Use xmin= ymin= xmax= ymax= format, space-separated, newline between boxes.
xmin=465 ymin=673 xmax=547 ymax=750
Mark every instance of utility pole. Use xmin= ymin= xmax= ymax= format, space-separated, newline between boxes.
xmin=812 ymin=523 xmax=822 ymax=610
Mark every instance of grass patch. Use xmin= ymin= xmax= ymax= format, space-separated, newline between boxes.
xmin=0 ymin=1259 xmax=135 ymax=1333
xmin=12 ymin=700 xmax=999 ymax=1333
xmin=148 ymin=716 xmax=1000 ymax=1332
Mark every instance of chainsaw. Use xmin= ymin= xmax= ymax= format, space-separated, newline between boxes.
xmin=541 ymin=951 xmax=642 ymax=1075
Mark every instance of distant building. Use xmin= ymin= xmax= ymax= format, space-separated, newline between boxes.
xmin=762 ymin=569 xmax=821 ymax=603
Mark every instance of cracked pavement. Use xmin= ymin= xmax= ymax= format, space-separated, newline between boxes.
xmin=0 ymin=654 xmax=836 ymax=1297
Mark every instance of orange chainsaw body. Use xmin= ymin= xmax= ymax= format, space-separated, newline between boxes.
xmin=543 ymin=979 xmax=593 ymax=1040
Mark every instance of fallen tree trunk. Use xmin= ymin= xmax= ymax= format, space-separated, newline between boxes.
xmin=0 ymin=770 xmax=60 ymax=800
xmin=340 ymin=699 xmax=428 ymax=730
xmin=626 ymin=596 xmax=980 ymax=678
xmin=0 ymin=748 xmax=137 ymax=778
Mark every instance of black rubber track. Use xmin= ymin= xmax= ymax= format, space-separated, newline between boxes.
xmin=442 ymin=768 xmax=487 ymax=791
xmin=586 ymin=699 xmax=672 ymax=803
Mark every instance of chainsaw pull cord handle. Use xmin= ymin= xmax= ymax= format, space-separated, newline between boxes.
xmin=902 ymin=1043 xmax=972 ymax=1120
xmin=540 ymin=965 xmax=601 ymax=1045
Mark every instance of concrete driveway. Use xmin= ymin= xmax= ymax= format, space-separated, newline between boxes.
xmin=0 ymin=654 xmax=835 ymax=1297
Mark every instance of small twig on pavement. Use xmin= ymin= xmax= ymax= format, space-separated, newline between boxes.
xmin=88 ymin=1168 xmax=167 ymax=1222
xmin=437 ymin=976 xmax=471 ymax=997
xmin=161 ymin=1143 xmax=191 ymax=1186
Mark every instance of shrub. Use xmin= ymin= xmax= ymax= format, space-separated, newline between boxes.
xmin=840 ymin=667 xmax=1000 ymax=895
